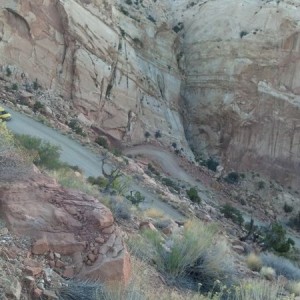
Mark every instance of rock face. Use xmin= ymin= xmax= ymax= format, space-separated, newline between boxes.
xmin=0 ymin=174 xmax=131 ymax=284
xmin=0 ymin=0 xmax=188 ymax=152
xmin=2 ymin=0 xmax=300 ymax=185
xmin=179 ymin=0 xmax=300 ymax=186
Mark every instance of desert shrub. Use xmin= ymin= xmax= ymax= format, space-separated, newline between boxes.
xmin=11 ymin=83 xmax=18 ymax=91
xmin=57 ymin=280 xmax=144 ymax=300
xmin=144 ymin=208 xmax=164 ymax=219
xmin=147 ymin=163 xmax=160 ymax=176
xmin=111 ymin=176 xmax=131 ymax=195
xmin=15 ymin=134 xmax=62 ymax=170
xmin=144 ymin=131 xmax=151 ymax=138
xmin=113 ymin=201 xmax=132 ymax=220
xmin=161 ymin=177 xmax=179 ymax=192
xmin=87 ymin=176 xmax=109 ymax=188
xmin=126 ymin=191 xmax=145 ymax=206
xmin=33 ymin=79 xmax=39 ymax=90
xmin=220 ymin=204 xmax=244 ymax=225
xmin=260 ymin=266 xmax=276 ymax=280
xmin=257 ymin=181 xmax=265 ymax=190
xmin=51 ymin=169 xmax=98 ymax=197
xmin=240 ymin=31 xmax=249 ymax=38
xmin=246 ymin=253 xmax=262 ymax=271
xmin=261 ymin=222 xmax=294 ymax=253
xmin=186 ymin=187 xmax=201 ymax=203
xmin=95 ymin=136 xmax=109 ymax=148
xmin=287 ymin=281 xmax=300 ymax=296
xmin=260 ymin=252 xmax=300 ymax=280
xmin=283 ymin=203 xmax=293 ymax=213
xmin=128 ymin=219 xmax=234 ymax=292
xmin=147 ymin=15 xmax=156 ymax=23
xmin=172 ymin=22 xmax=184 ymax=33
xmin=67 ymin=119 xmax=84 ymax=136
xmin=111 ymin=148 xmax=122 ymax=157
xmin=205 ymin=157 xmax=219 ymax=172
xmin=132 ymin=37 xmax=143 ymax=48
xmin=288 ymin=211 xmax=300 ymax=230
xmin=232 ymin=279 xmax=284 ymax=300
xmin=224 ymin=172 xmax=240 ymax=184
xmin=5 ymin=66 xmax=11 ymax=77
xmin=33 ymin=101 xmax=44 ymax=112
xmin=189 ymin=239 xmax=234 ymax=292
xmin=154 ymin=130 xmax=161 ymax=138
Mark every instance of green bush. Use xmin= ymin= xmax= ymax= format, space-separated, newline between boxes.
xmin=155 ymin=130 xmax=161 ymax=138
xmin=283 ymin=203 xmax=293 ymax=213
xmin=11 ymin=83 xmax=18 ymax=91
xmin=147 ymin=163 xmax=160 ymax=176
xmin=240 ymin=31 xmax=248 ymax=38
xmin=33 ymin=79 xmax=39 ymax=90
xmin=205 ymin=157 xmax=219 ymax=172
xmin=186 ymin=187 xmax=201 ymax=203
xmin=87 ymin=176 xmax=109 ymax=188
xmin=220 ymin=204 xmax=244 ymax=225
xmin=144 ymin=131 xmax=151 ymax=138
xmin=126 ymin=191 xmax=145 ymax=206
xmin=33 ymin=101 xmax=44 ymax=112
xmin=67 ymin=119 xmax=85 ymax=136
xmin=262 ymin=222 xmax=294 ymax=253
xmin=161 ymin=177 xmax=180 ymax=192
xmin=5 ymin=66 xmax=11 ymax=77
xmin=224 ymin=172 xmax=240 ymax=184
xmin=95 ymin=136 xmax=109 ymax=148
xmin=257 ymin=181 xmax=265 ymax=190
xmin=15 ymin=134 xmax=62 ymax=170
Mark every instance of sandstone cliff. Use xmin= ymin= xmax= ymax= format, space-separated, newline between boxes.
xmin=0 ymin=0 xmax=188 ymax=153
xmin=2 ymin=0 xmax=300 ymax=186
xmin=179 ymin=0 xmax=300 ymax=186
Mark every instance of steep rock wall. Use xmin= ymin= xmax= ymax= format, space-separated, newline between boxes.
xmin=0 ymin=0 xmax=189 ymax=153
xmin=180 ymin=0 xmax=300 ymax=186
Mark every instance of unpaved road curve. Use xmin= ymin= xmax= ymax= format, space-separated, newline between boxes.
xmin=5 ymin=108 xmax=184 ymax=220
xmin=124 ymin=145 xmax=195 ymax=184
xmin=124 ymin=145 xmax=214 ymax=203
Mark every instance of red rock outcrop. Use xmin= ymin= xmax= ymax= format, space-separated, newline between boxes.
xmin=0 ymin=174 xmax=131 ymax=284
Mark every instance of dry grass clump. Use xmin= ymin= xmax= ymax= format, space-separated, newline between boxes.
xmin=286 ymin=281 xmax=300 ymax=296
xmin=260 ymin=252 xmax=300 ymax=280
xmin=260 ymin=266 xmax=276 ymax=281
xmin=50 ymin=168 xmax=99 ymax=197
xmin=232 ymin=279 xmax=284 ymax=300
xmin=127 ymin=219 xmax=235 ymax=292
xmin=246 ymin=253 xmax=262 ymax=271
xmin=144 ymin=208 xmax=164 ymax=219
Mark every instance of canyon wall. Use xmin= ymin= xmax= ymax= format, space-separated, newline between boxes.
xmin=0 ymin=0 xmax=190 ymax=154
xmin=180 ymin=0 xmax=300 ymax=186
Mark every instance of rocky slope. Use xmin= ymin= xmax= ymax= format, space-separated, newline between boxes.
xmin=2 ymin=0 xmax=300 ymax=186
xmin=0 ymin=170 xmax=131 ymax=295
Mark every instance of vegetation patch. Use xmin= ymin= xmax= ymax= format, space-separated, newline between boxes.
xmin=220 ymin=203 xmax=244 ymax=225
xmin=15 ymin=134 xmax=63 ymax=170
xmin=186 ymin=187 xmax=201 ymax=203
